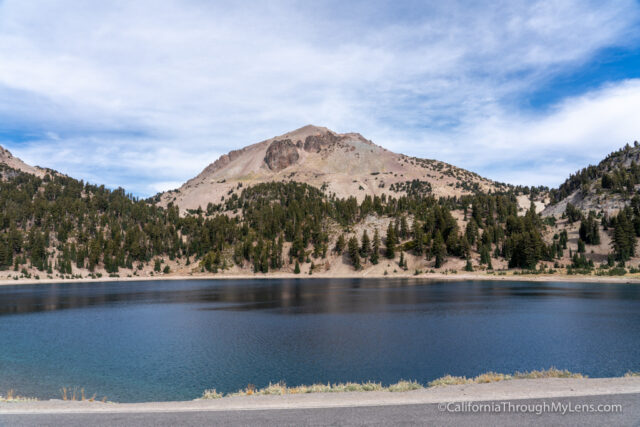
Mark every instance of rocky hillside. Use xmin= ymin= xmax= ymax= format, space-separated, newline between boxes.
xmin=543 ymin=141 xmax=640 ymax=217
xmin=0 ymin=145 xmax=47 ymax=178
xmin=4 ymin=132 xmax=640 ymax=281
xmin=154 ymin=125 xmax=510 ymax=212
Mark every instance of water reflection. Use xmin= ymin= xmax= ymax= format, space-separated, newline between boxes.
xmin=1 ymin=278 xmax=638 ymax=316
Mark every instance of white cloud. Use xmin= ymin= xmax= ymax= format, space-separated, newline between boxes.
xmin=387 ymin=79 xmax=640 ymax=187
xmin=0 ymin=0 xmax=639 ymax=194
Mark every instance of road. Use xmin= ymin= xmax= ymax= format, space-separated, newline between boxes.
xmin=2 ymin=393 xmax=639 ymax=426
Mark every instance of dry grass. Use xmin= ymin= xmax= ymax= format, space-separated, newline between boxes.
xmin=386 ymin=380 xmax=423 ymax=392
xmin=202 ymin=380 xmax=422 ymax=399
xmin=428 ymin=368 xmax=584 ymax=387
xmin=227 ymin=381 xmax=386 ymax=397
xmin=0 ymin=389 xmax=37 ymax=403
xmin=202 ymin=369 xmax=591 ymax=399
xmin=60 ymin=387 xmax=106 ymax=402
xmin=202 ymin=389 xmax=223 ymax=399
xmin=427 ymin=375 xmax=474 ymax=387
xmin=512 ymin=368 xmax=584 ymax=380
xmin=624 ymin=371 xmax=640 ymax=377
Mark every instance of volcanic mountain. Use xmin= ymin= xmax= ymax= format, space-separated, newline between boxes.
xmin=155 ymin=125 xmax=510 ymax=211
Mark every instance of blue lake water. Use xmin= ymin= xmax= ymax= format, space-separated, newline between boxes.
xmin=1 ymin=278 xmax=639 ymax=402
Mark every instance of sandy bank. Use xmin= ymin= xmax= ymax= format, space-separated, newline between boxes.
xmin=1 ymin=377 xmax=639 ymax=414
xmin=2 ymin=271 xmax=640 ymax=287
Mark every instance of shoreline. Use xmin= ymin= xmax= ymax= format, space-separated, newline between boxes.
xmin=2 ymin=377 xmax=639 ymax=414
xmin=2 ymin=271 xmax=640 ymax=287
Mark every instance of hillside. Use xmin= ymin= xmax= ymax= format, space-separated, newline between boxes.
xmin=0 ymin=145 xmax=48 ymax=178
xmin=0 ymin=149 xmax=551 ymax=282
xmin=2 ymin=137 xmax=640 ymax=283
xmin=543 ymin=141 xmax=640 ymax=217
xmin=154 ymin=125 xmax=511 ymax=212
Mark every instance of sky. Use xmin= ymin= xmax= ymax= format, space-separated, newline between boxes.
xmin=1 ymin=0 xmax=640 ymax=197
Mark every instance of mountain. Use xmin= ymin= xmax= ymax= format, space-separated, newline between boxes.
xmin=0 ymin=145 xmax=47 ymax=178
xmin=3 ymin=131 xmax=640 ymax=282
xmin=543 ymin=141 xmax=640 ymax=217
xmin=154 ymin=125 xmax=510 ymax=211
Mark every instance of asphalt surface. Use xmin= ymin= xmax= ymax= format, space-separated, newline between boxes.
xmin=1 ymin=393 xmax=639 ymax=426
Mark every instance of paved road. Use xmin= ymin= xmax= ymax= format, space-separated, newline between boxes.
xmin=2 ymin=393 xmax=639 ymax=426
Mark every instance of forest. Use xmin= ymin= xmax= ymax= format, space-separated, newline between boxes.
xmin=550 ymin=141 xmax=640 ymax=202
xmin=1 ymin=162 xmax=639 ymax=277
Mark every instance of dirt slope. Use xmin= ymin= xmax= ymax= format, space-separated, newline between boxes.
xmin=155 ymin=125 xmax=509 ymax=211
xmin=0 ymin=145 xmax=47 ymax=178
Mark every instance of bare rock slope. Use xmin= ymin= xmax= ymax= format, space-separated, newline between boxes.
xmin=156 ymin=125 xmax=509 ymax=211
xmin=0 ymin=145 xmax=47 ymax=178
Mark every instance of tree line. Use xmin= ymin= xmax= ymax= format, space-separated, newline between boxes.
xmin=1 ymin=162 xmax=636 ymax=276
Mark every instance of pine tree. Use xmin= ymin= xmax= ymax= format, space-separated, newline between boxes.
xmin=559 ymin=230 xmax=568 ymax=249
xmin=565 ymin=203 xmax=582 ymax=223
xmin=432 ymin=231 xmax=445 ymax=268
xmin=348 ymin=236 xmax=361 ymax=270
xmin=465 ymin=219 xmax=478 ymax=245
xmin=360 ymin=230 xmax=371 ymax=259
xmin=335 ymin=234 xmax=346 ymax=254
xmin=385 ymin=222 xmax=396 ymax=259
xmin=291 ymin=232 xmax=305 ymax=262
xmin=400 ymin=216 xmax=408 ymax=239
xmin=480 ymin=245 xmax=490 ymax=265
xmin=460 ymin=235 xmax=471 ymax=259
xmin=371 ymin=229 xmax=380 ymax=265
xmin=612 ymin=209 xmax=636 ymax=261
xmin=446 ymin=232 xmax=460 ymax=257
xmin=294 ymin=260 xmax=301 ymax=274
xmin=465 ymin=259 xmax=473 ymax=272
xmin=579 ymin=212 xmax=601 ymax=245
xmin=412 ymin=221 xmax=424 ymax=255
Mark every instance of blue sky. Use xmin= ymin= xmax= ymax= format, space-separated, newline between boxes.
xmin=1 ymin=0 xmax=640 ymax=196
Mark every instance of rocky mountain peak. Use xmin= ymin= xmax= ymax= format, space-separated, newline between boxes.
xmin=155 ymin=125 xmax=506 ymax=212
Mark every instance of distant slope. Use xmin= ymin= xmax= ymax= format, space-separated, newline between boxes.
xmin=154 ymin=125 xmax=510 ymax=211
xmin=543 ymin=141 xmax=640 ymax=217
xmin=0 ymin=145 xmax=47 ymax=178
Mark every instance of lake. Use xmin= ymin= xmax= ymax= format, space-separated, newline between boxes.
xmin=1 ymin=278 xmax=639 ymax=402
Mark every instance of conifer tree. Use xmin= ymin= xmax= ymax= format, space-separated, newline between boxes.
xmin=480 ymin=245 xmax=491 ymax=265
xmin=360 ymin=230 xmax=371 ymax=259
xmin=579 ymin=212 xmax=601 ymax=245
xmin=386 ymin=222 xmax=396 ymax=259
xmin=465 ymin=259 xmax=473 ymax=272
xmin=412 ymin=221 xmax=424 ymax=255
xmin=335 ymin=234 xmax=346 ymax=254
xmin=348 ymin=236 xmax=361 ymax=270
xmin=371 ymin=229 xmax=380 ymax=265
xmin=400 ymin=216 xmax=408 ymax=239
xmin=432 ymin=231 xmax=445 ymax=268
xmin=613 ymin=209 xmax=636 ymax=261
xmin=465 ymin=219 xmax=478 ymax=245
